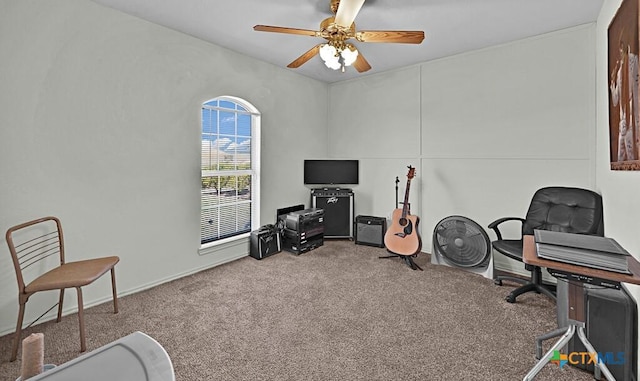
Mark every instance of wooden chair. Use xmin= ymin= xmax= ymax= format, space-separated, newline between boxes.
xmin=6 ymin=216 xmax=120 ymax=362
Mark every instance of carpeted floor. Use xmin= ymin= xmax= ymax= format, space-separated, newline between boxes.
xmin=0 ymin=240 xmax=596 ymax=380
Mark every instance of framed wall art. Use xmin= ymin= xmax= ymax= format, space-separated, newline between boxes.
xmin=608 ymin=0 xmax=640 ymax=170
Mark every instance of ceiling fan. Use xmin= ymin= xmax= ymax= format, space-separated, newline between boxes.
xmin=253 ymin=0 xmax=425 ymax=73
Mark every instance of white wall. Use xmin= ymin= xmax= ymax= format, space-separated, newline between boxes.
xmin=328 ymin=25 xmax=597 ymax=276
xmin=330 ymin=5 xmax=640 ymax=373
xmin=0 ymin=0 xmax=327 ymax=335
xmin=596 ymin=0 xmax=640 ymax=366
xmin=3 ymin=0 xmax=639 ymax=372
xmin=327 ymin=67 xmax=423 ymax=221
xmin=332 ymin=17 xmax=640 ymax=375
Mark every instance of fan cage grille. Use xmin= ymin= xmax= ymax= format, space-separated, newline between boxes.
xmin=433 ymin=215 xmax=491 ymax=268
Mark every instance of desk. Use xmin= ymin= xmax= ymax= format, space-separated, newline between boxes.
xmin=521 ymin=235 xmax=640 ymax=381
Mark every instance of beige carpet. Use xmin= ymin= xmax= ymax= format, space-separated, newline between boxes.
xmin=0 ymin=240 xmax=595 ymax=380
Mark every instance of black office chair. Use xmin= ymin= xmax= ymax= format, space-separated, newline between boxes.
xmin=488 ymin=186 xmax=604 ymax=303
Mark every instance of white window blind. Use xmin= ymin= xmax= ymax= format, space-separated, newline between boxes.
xmin=201 ymin=98 xmax=258 ymax=244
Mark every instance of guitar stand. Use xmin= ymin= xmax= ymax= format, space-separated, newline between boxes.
xmin=379 ymin=253 xmax=423 ymax=271
xmin=381 ymin=170 xmax=422 ymax=271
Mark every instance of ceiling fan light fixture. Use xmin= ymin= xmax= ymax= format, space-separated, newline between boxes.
xmin=341 ymin=46 xmax=358 ymax=66
xmin=326 ymin=59 xmax=342 ymax=71
xmin=319 ymin=43 xmax=341 ymax=70
xmin=319 ymin=43 xmax=337 ymax=62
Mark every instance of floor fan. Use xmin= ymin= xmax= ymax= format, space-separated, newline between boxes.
xmin=431 ymin=215 xmax=493 ymax=279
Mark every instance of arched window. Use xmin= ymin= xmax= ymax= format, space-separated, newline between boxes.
xmin=201 ymin=96 xmax=260 ymax=246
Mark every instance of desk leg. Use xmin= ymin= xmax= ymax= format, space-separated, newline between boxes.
xmin=535 ymin=327 xmax=568 ymax=359
xmin=576 ymin=326 xmax=616 ymax=381
xmin=523 ymin=325 xmax=575 ymax=381
xmin=524 ymin=323 xmax=618 ymax=381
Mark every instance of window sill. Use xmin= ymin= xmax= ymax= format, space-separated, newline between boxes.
xmin=199 ymin=232 xmax=250 ymax=256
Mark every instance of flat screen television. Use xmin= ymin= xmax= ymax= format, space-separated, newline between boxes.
xmin=304 ymin=159 xmax=359 ymax=185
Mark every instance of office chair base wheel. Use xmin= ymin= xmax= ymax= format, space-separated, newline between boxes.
xmin=494 ymin=279 xmax=503 ymax=286
xmin=505 ymin=294 xmax=516 ymax=303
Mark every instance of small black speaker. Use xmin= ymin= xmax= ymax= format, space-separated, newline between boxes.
xmin=249 ymin=225 xmax=281 ymax=260
xmin=355 ymin=215 xmax=386 ymax=247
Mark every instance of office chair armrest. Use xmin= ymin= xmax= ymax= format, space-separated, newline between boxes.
xmin=487 ymin=217 xmax=525 ymax=240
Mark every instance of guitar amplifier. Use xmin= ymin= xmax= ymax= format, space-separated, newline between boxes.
xmin=310 ymin=188 xmax=354 ymax=238
xmin=249 ymin=225 xmax=281 ymax=260
xmin=355 ymin=215 xmax=386 ymax=247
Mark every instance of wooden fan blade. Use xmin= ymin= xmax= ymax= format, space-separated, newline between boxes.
xmin=287 ymin=44 xmax=322 ymax=68
xmin=352 ymin=52 xmax=371 ymax=73
xmin=357 ymin=30 xmax=425 ymax=44
xmin=334 ymin=0 xmax=365 ymax=28
xmin=253 ymin=25 xmax=318 ymax=37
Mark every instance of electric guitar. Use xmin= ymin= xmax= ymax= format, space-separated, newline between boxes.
xmin=384 ymin=166 xmax=421 ymax=256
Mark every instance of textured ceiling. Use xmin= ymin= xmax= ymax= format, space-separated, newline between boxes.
xmin=90 ymin=0 xmax=604 ymax=83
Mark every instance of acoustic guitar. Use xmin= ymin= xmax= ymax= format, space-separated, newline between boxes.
xmin=384 ymin=166 xmax=421 ymax=256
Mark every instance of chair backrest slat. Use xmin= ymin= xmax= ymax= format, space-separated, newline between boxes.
xmin=21 ymin=249 xmax=60 ymax=270
xmin=16 ymin=232 xmax=61 ymax=269
xmin=14 ymin=232 xmax=59 ymax=253
xmin=6 ymin=216 xmax=65 ymax=292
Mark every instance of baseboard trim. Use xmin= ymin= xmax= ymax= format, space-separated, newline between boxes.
xmin=0 ymin=250 xmax=248 ymax=337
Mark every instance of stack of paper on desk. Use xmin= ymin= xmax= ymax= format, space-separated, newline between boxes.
xmin=534 ymin=230 xmax=631 ymax=274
